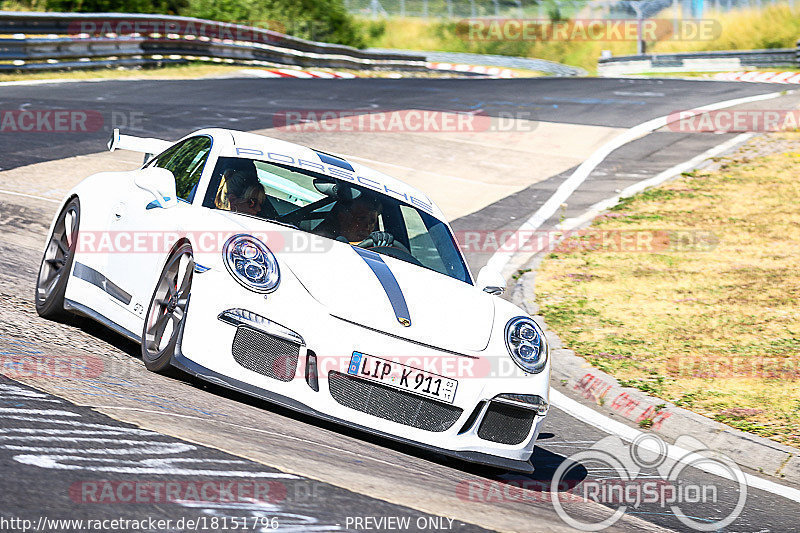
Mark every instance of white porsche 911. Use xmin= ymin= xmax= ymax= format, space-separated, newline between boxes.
xmin=35 ymin=128 xmax=550 ymax=472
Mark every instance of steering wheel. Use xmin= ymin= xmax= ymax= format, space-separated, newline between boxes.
xmin=357 ymin=235 xmax=424 ymax=267
xmin=357 ymin=234 xmax=409 ymax=253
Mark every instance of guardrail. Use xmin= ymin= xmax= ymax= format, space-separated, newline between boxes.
xmin=0 ymin=11 xmax=427 ymax=71
xmin=598 ymin=47 xmax=798 ymax=76
xmin=370 ymin=49 xmax=586 ymax=77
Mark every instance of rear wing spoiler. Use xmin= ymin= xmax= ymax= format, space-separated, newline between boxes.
xmin=108 ymin=128 xmax=172 ymax=163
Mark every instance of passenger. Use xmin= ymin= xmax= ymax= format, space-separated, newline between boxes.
xmin=231 ymin=183 xmax=267 ymax=216
xmin=215 ymin=168 xmax=262 ymax=214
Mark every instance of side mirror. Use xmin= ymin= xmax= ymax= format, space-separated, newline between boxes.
xmin=476 ymin=266 xmax=506 ymax=295
xmin=134 ymin=167 xmax=178 ymax=209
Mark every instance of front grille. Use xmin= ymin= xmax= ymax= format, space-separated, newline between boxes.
xmin=477 ymin=401 xmax=537 ymax=445
xmin=232 ymin=326 xmax=299 ymax=382
xmin=328 ymin=371 xmax=462 ymax=432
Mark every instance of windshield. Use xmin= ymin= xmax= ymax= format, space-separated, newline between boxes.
xmin=202 ymin=157 xmax=471 ymax=284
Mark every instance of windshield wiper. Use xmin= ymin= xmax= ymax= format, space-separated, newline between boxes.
xmin=262 ymin=217 xmax=300 ymax=230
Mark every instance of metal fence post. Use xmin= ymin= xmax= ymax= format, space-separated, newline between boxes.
xmin=631 ymin=1 xmax=646 ymax=55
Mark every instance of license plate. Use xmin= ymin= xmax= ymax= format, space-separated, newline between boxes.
xmin=347 ymin=352 xmax=458 ymax=404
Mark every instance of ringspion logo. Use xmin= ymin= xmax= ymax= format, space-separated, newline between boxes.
xmin=551 ymin=434 xmax=747 ymax=531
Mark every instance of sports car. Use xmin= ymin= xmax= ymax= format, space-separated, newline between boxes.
xmin=35 ymin=128 xmax=550 ymax=472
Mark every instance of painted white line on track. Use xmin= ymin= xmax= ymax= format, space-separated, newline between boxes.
xmin=550 ymin=389 xmax=800 ymax=503
xmin=485 ymin=89 xmax=791 ymax=276
xmin=0 ymin=78 xmax=118 ymax=87
xmin=0 ymin=70 xmax=353 ymax=88
xmin=92 ymin=405 xmax=421 ymax=472
xmin=0 ymin=189 xmax=60 ymax=204
xmin=556 ymin=132 xmax=754 ymax=231
xmin=0 ymin=408 xmax=79 ymax=415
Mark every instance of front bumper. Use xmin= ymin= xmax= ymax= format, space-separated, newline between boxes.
xmin=171 ymin=350 xmax=538 ymax=473
xmin=178 ymin=267 xmax=550 ymax=472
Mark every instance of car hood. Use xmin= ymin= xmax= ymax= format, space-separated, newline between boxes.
xmin=199 ymin=211 xmax=494 ymax=352
xmin=280 ymin=241 xmax=494 ymax=353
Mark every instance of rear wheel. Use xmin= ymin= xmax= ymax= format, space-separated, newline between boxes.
xmin=141 ymin=243 xmax=194 ymax=373
xmin=35 ymin=197 xmax=80 ymax=319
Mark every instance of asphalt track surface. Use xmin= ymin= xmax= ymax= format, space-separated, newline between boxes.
xmin=1 ymin=76 xmax=799 ymax=532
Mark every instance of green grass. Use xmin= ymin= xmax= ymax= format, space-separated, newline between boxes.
xmin=356 ymin=5 xmax=800 ymax=72
xmin=2 ymin=0 xmax=365 ymax=47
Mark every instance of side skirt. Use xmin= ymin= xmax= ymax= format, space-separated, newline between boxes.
xmin=64 ymin=298 xmax=142 ymax=344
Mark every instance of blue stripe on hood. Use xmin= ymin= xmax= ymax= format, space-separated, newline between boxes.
xmin=315 ymin=150 xmax=354 ymax=171
xmin=352 ymin=247 xmax=411 ymax=327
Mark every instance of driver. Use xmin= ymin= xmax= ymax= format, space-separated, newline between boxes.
xmin=316 ymin=193 xmax=394 ymax=246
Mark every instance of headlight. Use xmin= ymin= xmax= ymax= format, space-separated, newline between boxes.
xmin=223 ymin=234 xmax=280 ymax=293
xmin=505 ymin=316 xmax=548 ymax=374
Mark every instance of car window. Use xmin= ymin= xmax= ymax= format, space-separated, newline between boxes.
xmin=202 ymin=156 xmax=471 ymax=284
xmin=255 ymin=162 xmax=325 ymax=209
xmin=400 ymin=205 xmax=445 ymax=272
xmin=152 ymin=136 xmax=212 ymax=201
xmin=399 ymin=205 xmax=467 ymax=282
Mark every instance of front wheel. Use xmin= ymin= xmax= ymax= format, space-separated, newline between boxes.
xmin=141 ymin=242 xmax=194 ymax=373
xmin=35 ymin=197 xmax=80 ymax=319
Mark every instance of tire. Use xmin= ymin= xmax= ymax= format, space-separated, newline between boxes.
xmin=141 ymin=242 xmax=194 ymax=373
xmin=35 ymin=197 xmax=80 ymax=320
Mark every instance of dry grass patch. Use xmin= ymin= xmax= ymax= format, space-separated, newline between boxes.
xmin=536 ymin=133 xmax=800 ymax=446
